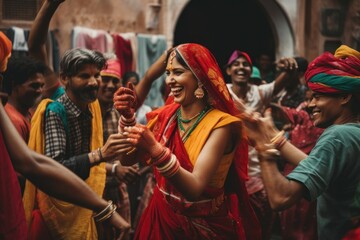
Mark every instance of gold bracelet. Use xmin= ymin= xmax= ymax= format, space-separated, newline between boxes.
xmin=93 ymin=201 xmax=112 ymax=219
xmin=126 ymin=147 xmax=137 ymax=155
xmin=96 ymin=204 xmax=117 ymax=222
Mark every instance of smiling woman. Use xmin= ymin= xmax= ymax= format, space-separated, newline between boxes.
xmin=114 ymin=43 xmax=261 ymax=240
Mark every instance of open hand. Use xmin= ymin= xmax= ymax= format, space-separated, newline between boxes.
xmin=242 ymin=109 xmax=280 ymax=150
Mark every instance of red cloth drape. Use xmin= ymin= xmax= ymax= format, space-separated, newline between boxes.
xmin=113 ymin=34 xmax=133 ymax=75
xmin=0 ymin=131 xmax=27 ymax=240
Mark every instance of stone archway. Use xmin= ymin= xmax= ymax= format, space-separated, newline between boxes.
xmin=165 ymin=0 xmax=295 ymax=67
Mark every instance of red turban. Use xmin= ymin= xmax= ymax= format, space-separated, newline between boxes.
xmin=305 ymin=45 xmax=360 ymax=94
xmin=100 ymin=59 xmax=121 ymax=80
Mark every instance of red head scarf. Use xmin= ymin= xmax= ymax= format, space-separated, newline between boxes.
xmin=175 ymin=43 xmax=248 ymax=180
xmin=176 ymin=44 xmax=241 ymax=117
xmin=305 ymin=45 xmax=360 ymax=94
xmin=100 ymin=58 xmax=121 ymax=80
xmin=0 ymin=32 xmax=12 ymax=72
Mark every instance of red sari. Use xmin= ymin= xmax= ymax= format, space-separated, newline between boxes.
xmin=135 ymin=104 xmax=259 ymax=239
xmin=134 ymin=43 xmax=260 ymax=239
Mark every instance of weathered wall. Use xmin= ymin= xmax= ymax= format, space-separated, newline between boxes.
xmin=49 ymin=0 xmax=164 ymax=55
xmin=1 ymin=0 xmax=359 ymax=62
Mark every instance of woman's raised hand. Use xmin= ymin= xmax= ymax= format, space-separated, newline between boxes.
xmin=113 ymin=82 xmax=137 ymax=119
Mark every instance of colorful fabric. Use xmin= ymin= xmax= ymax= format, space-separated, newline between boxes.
xmin=176 ymin=43 xmax=248 ymax=180
xmin=137 ymin=34 xmax=167 ymax=108
xmin=45 ymin=94 xmax=92 ymax=163
xmin=102 ymin=106 xmax=131 ymax=240
xmin=287 ymin=123 xmax=360 ymax=239
xmin=113 ymin=34 xmax=133 ymax=76
xmin=0 ymin=32 xmax=12 ymax=72
xmin=305 ymin=45 xmax=360 ymax=94
xmin=101 ymin=59 xmax=121 ymax=80
xmin=135 ymin=43 xmax=260 ymax=239
xmin=0 ymin=130 xmax=27 ymax=240
xmin=136 ymin=104 xmax=259 ymax=239
xmin=23 ymin=99 xmax=106 ymax=240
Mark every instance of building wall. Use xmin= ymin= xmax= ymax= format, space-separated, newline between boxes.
xmin=1 ymin=0 xmax=359 ymax=62
xmin=49 ymin=0 xmax=165 ymax=55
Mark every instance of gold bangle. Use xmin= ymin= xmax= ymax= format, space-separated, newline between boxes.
xmin=93 ymin=201 xmax=112 ymax=219
xmin=126 ymin=147 xmax=137 ymax=155
xmin=96 ymin=204 xmax=117 ymax=222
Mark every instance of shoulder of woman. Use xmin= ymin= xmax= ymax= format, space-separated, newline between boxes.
xmin=206 ymin=109 xmax=241 ymax=128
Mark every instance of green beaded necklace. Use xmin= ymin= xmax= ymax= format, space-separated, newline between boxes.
xmin=178 ymin=112 xmax=201 ymax=124
xmin=176 ymin=105 xmax=212 ymax=142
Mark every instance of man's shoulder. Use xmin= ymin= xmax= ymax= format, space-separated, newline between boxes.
xmin=320 ymin=123 xmax=360 ymax=144
xmin=325 ymin=123 xmax=360 ymax=134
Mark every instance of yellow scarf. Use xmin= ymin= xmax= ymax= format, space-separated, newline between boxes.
xmin=184 ymin=109 xmax=241 ymax=188
xmin=23 ymin=99 xmax=106 ymax=240
xmin=147 ymin=108 xmax=241 ymax=189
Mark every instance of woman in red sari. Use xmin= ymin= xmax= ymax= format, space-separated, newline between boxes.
xmin=114 ymin=43 xmax=261 ymax=239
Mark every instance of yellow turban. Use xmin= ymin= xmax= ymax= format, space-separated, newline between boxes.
xmin=0 ymin=32 xmax=12 ymax=72
xmin=334 ymin=45 xmax=360 ymax=59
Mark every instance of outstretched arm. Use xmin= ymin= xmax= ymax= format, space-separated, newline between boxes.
xmin=259 ymin=151 xmax=306 ymax=211
xmin=134 ymin=50 xmax=170 ymax=107
xmin=0 ymin=102 xmax=130 ymax=235
xmin=273 ymin=57 xmax=298 ymax=95
xmin=243 ymin=109 xmax=309 ymax=210
xmin=28 ymin=0 xmax=64 ymax=64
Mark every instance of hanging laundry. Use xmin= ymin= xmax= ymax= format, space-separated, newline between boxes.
xmin=137 ymin=34 xmax=167 ymax=108
xmin=72 ymin=26 xmax=113 ymax=53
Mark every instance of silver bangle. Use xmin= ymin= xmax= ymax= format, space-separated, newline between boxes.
xmin=111 ymin=163 xmax=119 ymax=175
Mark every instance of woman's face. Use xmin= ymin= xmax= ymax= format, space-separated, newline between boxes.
xmin=165 ymin=54 xmax=198 ymax=107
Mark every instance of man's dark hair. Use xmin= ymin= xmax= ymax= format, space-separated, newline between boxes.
xmin=2 ymin=56 xmax=47 ymax=94
xmin=60 ymin=48 xmax=106 ymax=78
xmin=294 ymin=57 xmax=309 ymax=74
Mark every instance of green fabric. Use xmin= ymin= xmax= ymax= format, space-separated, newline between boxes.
xmin=45 ymin=101 xmax=68 ymax=135
xmin=310 ymin=73 xmax=360 ymax=93
xmin=287 ymin=123 xmax=360 ymax=240
xmin=50 ymin=86 xmax=65 ymax=100
xmin=137 ymin=34 xmax=167 ymax=108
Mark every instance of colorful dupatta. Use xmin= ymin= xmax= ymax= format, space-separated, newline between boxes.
xmin=23 ymin=99 xmax=106 ymax=240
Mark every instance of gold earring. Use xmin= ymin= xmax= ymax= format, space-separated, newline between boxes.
xmin=194 ymin=81 xmax=205 ymax=99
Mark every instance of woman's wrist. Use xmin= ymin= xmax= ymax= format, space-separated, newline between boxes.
xmin=149 ymin=143 xmax=165 ymax=159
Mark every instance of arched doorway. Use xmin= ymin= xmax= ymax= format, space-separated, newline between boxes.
xmin=172 ymin=0 xmax=294 ymax=71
